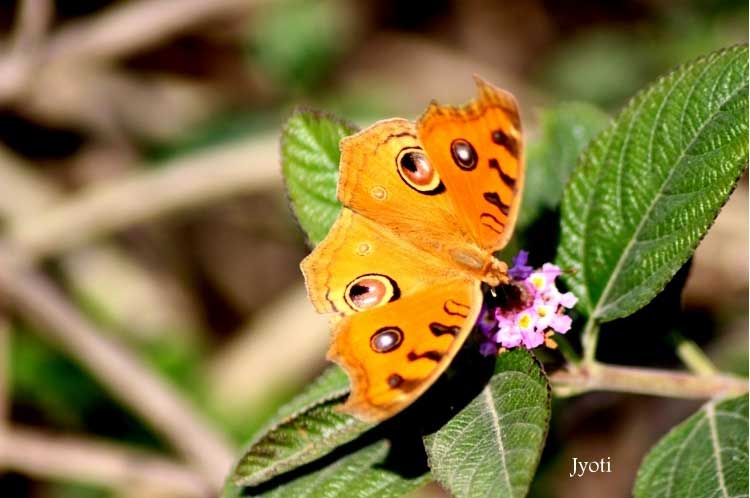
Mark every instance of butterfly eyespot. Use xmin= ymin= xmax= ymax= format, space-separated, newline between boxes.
xmin=371 ymin=186 xmax=387 ymax=200
xmin=299 ymin=79 xmax=525 ymax=421
xmin=451 ymin=139 xmax=478 ymax=170
xmin=387 ymin=373 xmax=404 ymax=387
xmin=396 ymin=147 xmax=443 ymax=194
xmin=345 ymin=274 xmax=400 ymax=311
xmin=356 ymin=242 xmax=372 ymax=255
xmin=370 ymin=326 xmax=404 ymax=353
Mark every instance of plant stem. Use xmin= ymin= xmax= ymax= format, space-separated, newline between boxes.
xmin=0 ymin=317 xmax=8 ymax=429
xmin=669 ymin=331 xmax=718 ymax=375
xmin=580 ymin=317 xmax=599 ymax=364
xmin=549 ymin=362 xmax=747 ymax=399
xmin=552 ymin=334 xmax=581 ymax=366
xmin=0 ymin=426 xmax=211 ymax=497
xmin=0 ymin=248 xmax=234 ymax=489
xmin=8 ymin=133 xmax=279 ymax=261
xmin=0 ymin=0 xmax=262 ymax=104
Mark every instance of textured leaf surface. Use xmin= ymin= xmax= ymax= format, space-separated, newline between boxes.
xmin=519 ymin=102 xmax=609 ymax=230
xmin=556 ymin=45 xmax=749 ymax=319
xmin=424 ymin=350 xmax=550 ymax=498
xmin=226 ymin=441 xmax=429 ymax=498
xmin=269 ymin=366 xmax=350 ymax=422
xmin=634 ymin=394 xmax=748 ymax=498
xmin=231 ymin=367 xmax=372 ymax=486
xmin=282 ymin=109 xmax=357 ymax=245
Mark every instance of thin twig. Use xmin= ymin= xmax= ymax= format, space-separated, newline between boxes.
xmin=0 ymin=146 xmax=197 ymax=337
xmin=551 ymin=334 xmax=581 ymax=366
xmin=549 ymin=362 xmax=748 ymax=399
xmin=0 ymin=317 xmax=9 ymax=429
xmin=0 ymin=0 xmax=265 ymax=104
xmin=206 ymin=284 xmax=329 ymax=419
xmin=0 ymin=146 xmax=60 ymax=217
xmin=0 ymin=426 xmax=212 ymax=497
xmin=580 ymin=317 xmax=599 ymax=364
xmin=48 ymin=0 xmax=262 ymax=63
xmin=0 ymin=0 xmax=53 ymax=100
xmin=0 ymin=249 xmax=234 ymax=489
xmin=12 ymin=0 xmax=54 ymax=51
xmin=669 ymin=330 xmax=719 ymax=375
xmin=8 ymin=133 xmax=279 ymax=261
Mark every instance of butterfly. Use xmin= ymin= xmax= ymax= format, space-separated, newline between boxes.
xmin=300 ymin=77 xmax=524 ymax=422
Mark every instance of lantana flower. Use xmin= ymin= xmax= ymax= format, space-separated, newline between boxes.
xmin=479 ymin=251 xmax=577 ymax=356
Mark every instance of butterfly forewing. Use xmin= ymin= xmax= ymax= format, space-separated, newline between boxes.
xmin=417 ymin=77 xmax=524 ymax=253
xmin=337 ymin=118 xmax=479 ymax=265
xmin=299 ymin=77 xmax=524 ymax=422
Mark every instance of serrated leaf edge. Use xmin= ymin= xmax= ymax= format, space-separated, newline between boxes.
xmin=280 ymin=107 xmax=358 ymax=247
xmin=592 ymin=46 xmax=748 ymax=320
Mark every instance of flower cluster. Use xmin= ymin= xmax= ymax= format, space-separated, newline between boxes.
xmin=478 ymin=251 xmax=577 ymax=357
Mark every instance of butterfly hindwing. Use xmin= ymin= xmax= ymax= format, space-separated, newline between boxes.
xmin=301 ymin=209 xmax=464 ymax=315
xmin=299 ymin=77 xmax=524 ymax=422
xmin=329 ymin=279 xmax=481 ymax=421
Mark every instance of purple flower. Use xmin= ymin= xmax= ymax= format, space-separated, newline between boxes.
xmin=532 ymin=299 xmax=555 ymax=330
xmin=550 ymin=314 xmax=572 ymax=333
xmin=479 ymin=251 xmax=577 ymax=356
xmin=494 ymin=320 xmax=522 ymax=348
xmin=530 ymin=263 xmax=563 ymax=292
xmin=559 ymin=292 xmax=578 ymax=309
xmin=508 ymin=250 xmax=533 ymax=280
xmin=477 ymin=304 xmax=499 ymax=338
xmin=479 ymin=341 xmax=498 ymax=357
xmin=541 ymin=263 xmax=561 ymax=281
xmin=521 ymin=327 xmax=545 ymax=349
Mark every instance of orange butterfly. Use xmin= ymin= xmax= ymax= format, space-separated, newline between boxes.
xmin=301 ymin=77 xmax=524 ymax=422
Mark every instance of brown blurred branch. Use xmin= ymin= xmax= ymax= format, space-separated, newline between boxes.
xmin=8 ymin=134 xmax=279 ymax=260
xmin=0 ymin=146 xmax=197 ymax=338
xmin=0 ymin=0 xmax=265 ymax=104
xmin=550 ymin=362 xmax=748 ymax=399
xmin=0 ymin=249 xmax=234 ymax=489
xmin=12 ymin=0 xmax=53 ymax=51
xmin=0 ymin=426 xmax=211 ymax=497
xmin=207 ymin=284 xmax=329 ymax=420
xmin=0 ymin=0 xmax=52 ymax=99
xmin=48 ymin=0 xmax=262 ymax=63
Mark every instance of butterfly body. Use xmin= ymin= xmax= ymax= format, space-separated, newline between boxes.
xmin=301 ymin=77 xmax=524 ymax=421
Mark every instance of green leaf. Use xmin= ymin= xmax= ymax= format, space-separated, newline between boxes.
xmin=518 ymin=102 xmax=610 ymax=231
xmin=247 ymin=0 xmax=353 ymax=91
xmin=226 ymin=441 xmax=430 ymax=498
xmin=634 ymin=394 xmax=748 ymax=498
xmin=423 ymin=349 xmax=550 ymax=498
xmin=269 ymin=366 xmax=350 ymax=422
xmin=230 ymin=367 xmax=373 ymax=487
xmin=282 ymin=109 xmax=357 ymax=246
xmin=556 ymin=45 xmax=749 ymax=320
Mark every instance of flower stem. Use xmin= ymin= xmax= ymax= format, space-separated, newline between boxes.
xmin=580 ymin=317 xmax=599 ymax=365
xmin=668 ymin=331 xmax=718 ymax=375
xmin=553 ymin=335 xmax=581 ymax=366
xmin=549 ymin=362 xmax=747 ymax=399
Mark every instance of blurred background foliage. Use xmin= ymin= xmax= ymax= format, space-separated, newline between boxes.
xmin=0 ymin=1 xmax=746 ymax=497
